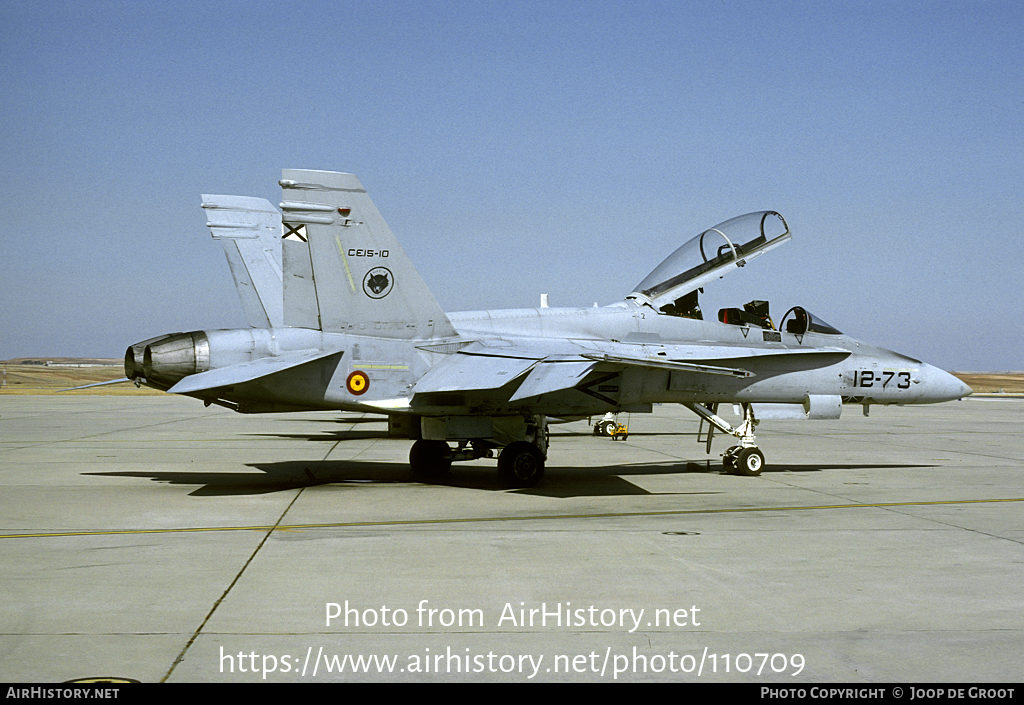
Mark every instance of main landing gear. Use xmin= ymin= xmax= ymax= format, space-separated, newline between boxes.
xmin=684 ymin=402 xmax=766 ymax=476
xmin=409 ymin=439 xmax=453 ymax=478
xmin=497 ymin=441 xmax=545 ymax=487
xmin=409 ymin=416 xmax=548 ymax=488
xmin=722 ymin=445 xmax=765 ymax=476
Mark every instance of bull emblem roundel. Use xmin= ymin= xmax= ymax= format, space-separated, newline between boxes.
xmin=363 ymin=267 xmax=394 ymax=299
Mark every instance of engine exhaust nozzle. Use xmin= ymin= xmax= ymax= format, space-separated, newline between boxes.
xmin=141 ymin=331 xmax=210 ymax=386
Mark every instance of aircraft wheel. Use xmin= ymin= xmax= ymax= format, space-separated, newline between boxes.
xmin=409 ymin=440 xmax=452 ymax=479
xmin=498 ymin=441 xmax=545 ymax=488
xmin=734 ymin=447 xmax=765 ymax=477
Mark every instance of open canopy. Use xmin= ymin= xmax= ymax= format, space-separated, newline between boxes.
xmin=628 ymin=211 xmax=791 ymax=310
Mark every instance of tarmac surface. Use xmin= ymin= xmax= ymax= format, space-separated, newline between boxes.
xmin=1 ymin=394 xmax=1021 ymax=683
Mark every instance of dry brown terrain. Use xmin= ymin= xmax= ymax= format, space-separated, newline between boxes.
xmin=951 ymin=372 xmax=1024 ymax=394
xmin=0 ymin=360 xmax=164 ymax=395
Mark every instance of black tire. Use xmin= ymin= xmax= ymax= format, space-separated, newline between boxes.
xmin=497 ymin=441 xmax=545 ymax=488
xmin=735 ymin=447 xmax=765 ymax=477
xmin=409 ymin=440 xmax=452 ymax=479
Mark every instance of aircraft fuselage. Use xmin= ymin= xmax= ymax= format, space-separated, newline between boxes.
xmin=131 ymin=301 xmax=968 ymax=419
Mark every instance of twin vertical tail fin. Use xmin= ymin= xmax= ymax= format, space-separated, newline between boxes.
xmin=201 ymin=195 xmax=284 ymax=328
xmin=279 ymin=170 xmax=457 ymax=340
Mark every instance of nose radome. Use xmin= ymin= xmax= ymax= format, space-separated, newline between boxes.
xmin=925 ymin=365 xmax=972 ymax=402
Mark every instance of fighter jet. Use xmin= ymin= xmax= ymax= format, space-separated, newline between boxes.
xmin=125 ymin=169 xmax=971 ymax=487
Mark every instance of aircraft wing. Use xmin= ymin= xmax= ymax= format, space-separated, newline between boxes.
xmin=508 ymin=360 xmax=598 ymax=401
xmin=412 ymin=337 xmax=850 ymax=403
xmin=412 ymin=350 xmax=602 ymax=400
xmin=412 ymin=351 xmax=540 ymax=394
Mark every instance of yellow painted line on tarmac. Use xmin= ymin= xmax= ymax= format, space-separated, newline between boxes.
xmin=2 ymin=497 xmax=1023 ymax=541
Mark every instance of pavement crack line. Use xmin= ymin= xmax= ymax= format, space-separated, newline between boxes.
xmin=160 ymin=484 xmax=307 ymax=683
xmin=0 ymin=414 xmax=205 ymax=456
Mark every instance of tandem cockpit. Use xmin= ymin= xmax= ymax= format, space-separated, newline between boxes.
xmin=626 ymin=210 xmax=842 ymax=337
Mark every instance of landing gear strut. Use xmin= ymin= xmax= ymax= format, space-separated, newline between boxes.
xmin=684 ymin=402 xmax=765 ymax=476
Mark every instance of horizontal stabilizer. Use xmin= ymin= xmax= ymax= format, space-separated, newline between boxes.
xmin=413 ymin=352 xmax=537 ymax=394
xmin=509 ymin=360 xmax=597 ymax=401
xmin=168 ymin=348 xmax=341 ymax=395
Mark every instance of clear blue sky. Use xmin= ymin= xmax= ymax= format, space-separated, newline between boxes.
xmin=1 ymin=0 xmax=1021 ymax=371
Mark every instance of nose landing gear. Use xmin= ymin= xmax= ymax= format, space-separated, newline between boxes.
xmin=722 ymin=444 xmax=765 ymax=476
xmin=685 ymin=402 xmax=765 ymax=476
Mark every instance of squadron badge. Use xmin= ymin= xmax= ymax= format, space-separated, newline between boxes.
xmin=363 ymin=267 xmax=394 ymax=299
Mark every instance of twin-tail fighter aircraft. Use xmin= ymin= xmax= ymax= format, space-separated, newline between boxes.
xmin=125 ymin=169 xmax=971 ymax=487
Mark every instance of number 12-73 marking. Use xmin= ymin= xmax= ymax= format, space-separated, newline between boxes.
xmin=852 ymin=370 xmax=911 ymax=389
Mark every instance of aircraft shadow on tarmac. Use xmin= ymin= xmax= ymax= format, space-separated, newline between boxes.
xmin=245 ymin=426 xmax=705 ymax=443
xmin=82 ymin=460 xmax=928 ymax=498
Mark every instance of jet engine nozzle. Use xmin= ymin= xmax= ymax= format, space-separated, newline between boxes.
xmin=141 ymin=331 xmax=211 ymax=386
xmin=124 ymin=346 xmax=142 ymax=380
xmin=124 ymin=334 xmax=182 ymax=381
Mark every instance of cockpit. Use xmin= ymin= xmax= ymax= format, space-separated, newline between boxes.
xmin=715 ymin=303 xmax=842 ymax=335
xmin=627 ymin=211 xmax=842 ymax=336
xmin=779 ymin=306 xmax=842 ymax=335
xmin=628 ymin=211 xmax=792 ymax=314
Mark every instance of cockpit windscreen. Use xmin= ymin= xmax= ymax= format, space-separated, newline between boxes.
xmin=630 ymin=211 xmax=790 ymax=309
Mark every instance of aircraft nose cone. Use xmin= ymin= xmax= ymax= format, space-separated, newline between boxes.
xmin=926 ymin=365 xmax=972 ymax=402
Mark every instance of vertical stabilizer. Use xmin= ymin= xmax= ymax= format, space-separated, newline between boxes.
xmin=279 ymin=170 xmax=457 ymax=340
xmin=202 ymin=195 xmax=284 ymax=328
